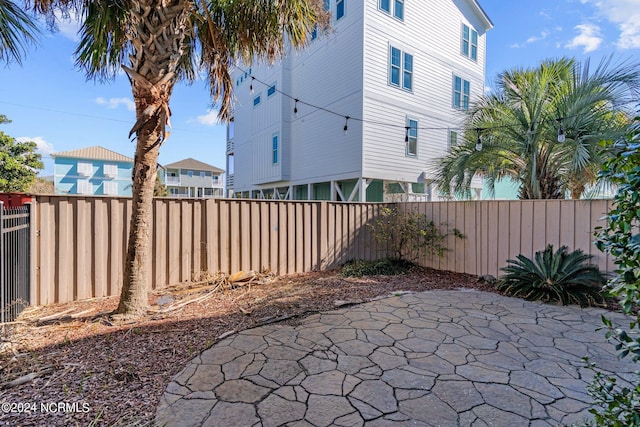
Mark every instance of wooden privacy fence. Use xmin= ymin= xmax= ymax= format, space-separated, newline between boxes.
xmin=32 ymin=196 xmax=386 ymax=305
xmin=30 ymin=196 xmax=614 ymax=306
xmin=398 ymin=199 xmax=615 ymax=278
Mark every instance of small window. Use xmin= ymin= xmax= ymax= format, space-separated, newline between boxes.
xmin=103 ymin=181 xmax=118 ymax=195
xmin=390 ymin=47 xmax=401 ymax=86
xmin=379 ymin=0 xmax=390 ymax=13
xmin=406 ymin=118 xmax=418 ymax=157
xmin=324 ymin=0 xmax=330 ymax=11
xmin=200 ymin=171 xmax=206 ymax=178
xmin=267 ymin=83 xmax=276 ymax=97
xmin=77 ymin=179 xmax=92 ymax=195
xmin=453 ymin=76 xmax=470 ymax=110
xmin=103 ymin=163 xmax=117 ymax=178
xmin=336 ymin=0 xmax=345 ymax=20
xmin=77 ymin=161 xmax=93 ymax=177
xmin=448 ymin=130 xmax=458 ymax=148
xmin=253 ymin=94 xmax=261 ymax=107
xmin=462 ymin=24 xmax=478 ymax=61
xmin=403 ymin=52 xmax=413 ymax=91
xmin=389 ymin=46 xmax=412 ymax=91
xmin=272 ymin=134 xmax=279 ymax=165
xmin=187 ymin=170 xmax=194 ymax=177
xmin=394 ymin=0 xmax=404 ymax=20
xmin=311 ymin=25 xmax=318 ymax=40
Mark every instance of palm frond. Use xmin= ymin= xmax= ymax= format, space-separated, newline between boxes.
xmin=0 ymin=0 xmax=40 ymax=65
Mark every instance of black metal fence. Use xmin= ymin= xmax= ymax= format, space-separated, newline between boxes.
xmin=1 ymin=202 xmax=31 ymax=323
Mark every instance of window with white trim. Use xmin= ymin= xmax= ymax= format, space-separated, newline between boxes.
xmin=448 ymin=130 xmax=458 ymax=148
xmin=253 ymin=94 xmax=261 ymax=107
xmin=406 ymin=118 xmax=418 ymax=157
xmin=453 ymin=76 xmax=470 ymax=110
xmin=200 ymin=171 xmax=206 ymax=178
xmin=379 ymin=0 xmax=403 ymax=20
xmin=103 ymin=181 xmax=118 ymax=195
xmin=389 ymin=46 xmax=413 ymax=91
xmin=77 ymin=179 xmax=92 ymax=194
xmin=187 ymin=170 xmax=194 ymax=177
xmin=77 ymin=161 xmax=93 ymax=177
xmin=272 ymin=133 xmax=279 ymax=165
xmin=336 ymin=0 xmax=345 ymax=20
xmin=103 ymin=163 xmax=117 ymax=178
xmin=461 ymin=24 xmax=478 ymax=61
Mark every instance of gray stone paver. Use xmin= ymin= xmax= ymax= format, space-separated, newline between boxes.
xmin=155 ymin=290 xmax=636 ymax=427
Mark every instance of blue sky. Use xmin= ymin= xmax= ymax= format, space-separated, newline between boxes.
xmin=1 ymin=0 xmax=639 ymax=176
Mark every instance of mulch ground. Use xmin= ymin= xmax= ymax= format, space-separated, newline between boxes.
xmin=0 ymin=268 xmax=517 ymax=426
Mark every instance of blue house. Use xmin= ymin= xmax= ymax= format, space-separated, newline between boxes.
xmin=52 ymin=146 xmax=134 ymax=196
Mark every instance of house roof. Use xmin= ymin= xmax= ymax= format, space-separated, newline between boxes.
xmin=163 ymin=158 xmax=225 ymax=174
xmin=52 ymin=146 xmax=134 ymax=163
xmin=466 ymin=0 xmax=493 ymax=31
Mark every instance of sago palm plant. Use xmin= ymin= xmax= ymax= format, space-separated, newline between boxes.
xmin=497 ymin=244 xmax=606 ymax=306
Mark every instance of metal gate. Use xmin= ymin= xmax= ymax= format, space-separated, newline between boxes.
xmin=0 ymin=202 xmax=31 ymax=323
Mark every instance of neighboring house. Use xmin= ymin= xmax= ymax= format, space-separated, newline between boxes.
xmin=162 ymin=158 xmax=225 ymax=198
xmin=226 ymin=0 xmax=492 ymax=201
xmin=52 ymin=146 xmax=133 ymax=196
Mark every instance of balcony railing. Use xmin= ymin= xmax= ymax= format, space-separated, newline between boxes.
xmin=226 ymin=139 xmax=235 ymax=154
xmin=165 ymin=176 xmax=181 ymax=185
xmin=226 ymin=174 xmax=234 ymax=188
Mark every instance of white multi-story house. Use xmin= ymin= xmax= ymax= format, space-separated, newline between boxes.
xmin=162 ymin=158 xmax=225 ymax=198
xmin=226 ymin=0 xmax=492 ymax=201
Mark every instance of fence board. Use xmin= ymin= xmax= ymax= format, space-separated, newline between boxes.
xmin=29 ymin=196 xmax=618 ymax=305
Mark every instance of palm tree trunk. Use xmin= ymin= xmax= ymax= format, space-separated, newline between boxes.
xmin=116 ymin=0 xmax=187 ymax=316
xmin=117 ymin=117 xmax=162 ymax=316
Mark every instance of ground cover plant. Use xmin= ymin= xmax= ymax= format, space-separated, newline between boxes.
xmin=496 ymin=244 xmax=607 ymax=306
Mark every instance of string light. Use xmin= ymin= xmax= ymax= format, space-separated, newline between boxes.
xmin=234 ymin=65 xmax=582 ymax=142
xmin=405 ymin=126 xmax=410 ymax=143
xmin=556 ymin=118 xmax=565 ymax=143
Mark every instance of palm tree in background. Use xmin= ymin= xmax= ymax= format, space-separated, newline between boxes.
xmin=0 ymin=0 xmax=40 ymax=64
xmin=27 ymin=0 xmax=328 ymax=316
xmin=435 ymin=57 xmax=640 ymax=200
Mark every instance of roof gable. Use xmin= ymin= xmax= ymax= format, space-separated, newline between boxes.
xmin=164 ymin=158 xmax=225 ymax=174
xmin=53 ymin=146 xmax=134 ymax=163
xmin=465 ymin=0 xmax=493 ymax=31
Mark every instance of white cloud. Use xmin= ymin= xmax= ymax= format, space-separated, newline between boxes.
xmin=17 ymin=137 xmax=55 ymax=156
xmin=511 ymin=30 xmax=551 ymax=49
xmin=526 ymin=31 xmax=550 ymax=44
xmin=565 ymin=23 xmax=603 ymax=52
xmin=196 ymin=111 xmax=219 ymax=126
xmin=53 ymin=10 xmax=82 ymax=42
xmin=582 ymin=0 xmax=640 ymax=49
xmin=96 ymin=97 xmax=136 ymax=111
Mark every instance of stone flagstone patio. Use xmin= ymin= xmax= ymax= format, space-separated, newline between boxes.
xmin=155 ymin=290 xmax=636 ymax=426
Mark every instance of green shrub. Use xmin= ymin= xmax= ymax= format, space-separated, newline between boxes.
xmin=496 ymin=244 xmax=606 ymax=306
xmin=368 ymin=206 xmax=464 ymax=262
xmin=586 ymin=116 xmax=640 ymax=426
xmin=341 ymin=258 xmax=416 ymax=277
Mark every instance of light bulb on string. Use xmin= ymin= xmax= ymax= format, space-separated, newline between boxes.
xmin=475 ymin=128 xmax=483 ymax=151
xmin=556 ymin=118 xmax=565 ymax=143
xmin=250 ymin=77 xmax=255 ymax=95
xmin=405 ymin=126 xmax=410 ymax=143
xmin=294 ymin=99 xmax=299 ymax=118
xmin=343 ymin=116 xmax=350 ymax=135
